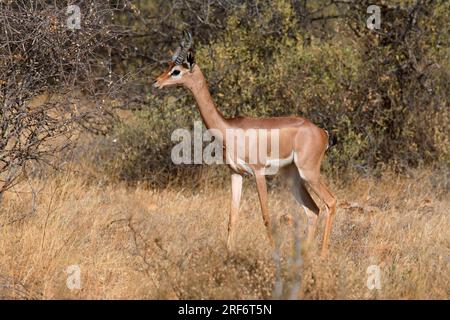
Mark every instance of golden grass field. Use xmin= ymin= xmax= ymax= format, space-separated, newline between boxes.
xmin=0 ymin=167 xmax=448 ymax=299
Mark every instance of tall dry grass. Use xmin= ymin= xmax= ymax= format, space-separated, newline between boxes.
xmin=0 ymin=168 xmax=448 ymax=299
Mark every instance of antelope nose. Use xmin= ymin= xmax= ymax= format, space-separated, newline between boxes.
xmin=153 ymin=81 xmax=159 ymax=88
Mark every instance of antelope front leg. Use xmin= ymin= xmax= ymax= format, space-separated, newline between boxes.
xmin=254 ymin=171 xmax=274 ymax=247
xmin=227 ymin=173 xmax=243 ymax=251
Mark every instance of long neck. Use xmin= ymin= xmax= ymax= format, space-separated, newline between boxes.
xmin=186 ymin=67 xmax=228 ymax=133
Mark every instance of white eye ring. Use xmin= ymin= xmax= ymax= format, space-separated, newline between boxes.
xmin=171 ymin=69 xmax=182 ymax=78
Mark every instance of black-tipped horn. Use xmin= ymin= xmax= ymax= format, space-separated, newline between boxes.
xmin=171 ymin=30 xmax=193 ymax=65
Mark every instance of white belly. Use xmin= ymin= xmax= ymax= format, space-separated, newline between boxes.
xmin=226 ymin=151 xmax=295 ymax=175
xmin=264 ymin=151 xmax=295 ymax=175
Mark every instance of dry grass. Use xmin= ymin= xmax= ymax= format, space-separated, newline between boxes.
xmin=0 ymin=169 xmax=448 ymax=299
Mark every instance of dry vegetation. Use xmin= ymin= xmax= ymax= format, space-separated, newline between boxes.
xmin=0 ymin=0 xmax=448 ymax=301
xmin=0 ymin=166 xmax=448 ymax=299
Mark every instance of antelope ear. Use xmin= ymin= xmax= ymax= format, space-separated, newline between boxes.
xmin=186 ymin=50 xmax=195 ymax=72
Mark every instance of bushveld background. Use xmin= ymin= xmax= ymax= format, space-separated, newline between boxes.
xmin=0 ymin=0 xmax=448 ymax=299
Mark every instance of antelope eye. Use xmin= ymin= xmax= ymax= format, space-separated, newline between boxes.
xmin=171 ymin=69 xmax=180 ymax=76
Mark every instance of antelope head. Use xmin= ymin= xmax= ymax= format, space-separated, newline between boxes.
xmin=153 ymin=31 xmax=196 ymax=89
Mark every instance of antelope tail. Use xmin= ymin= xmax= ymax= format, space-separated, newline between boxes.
xmin=324 ymin=129 xmax=337 ymax=150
